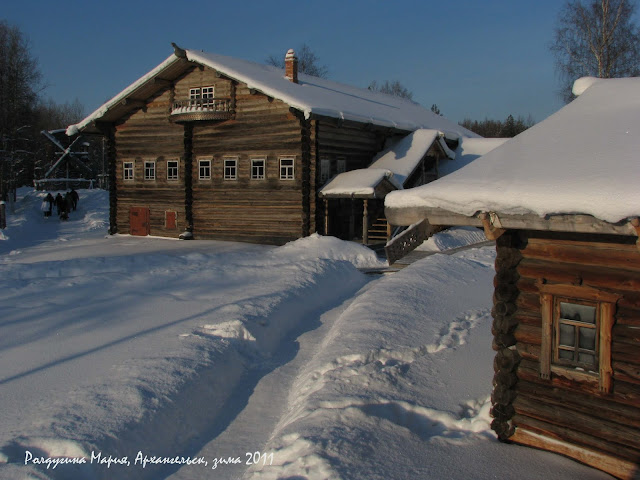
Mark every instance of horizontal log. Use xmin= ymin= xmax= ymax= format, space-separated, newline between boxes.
xmin=516 ymin=379 xmax=640 ymax=429
xmin=521 ymin=240 xmax=640 ymax=272
xmin=517 ymin=359 xmax=640 ymax=408
xmin=514 ymin=393 xmax=640 ymax=448
xmin=510 ymin=423 xmax=640 ymax=478
xmin=514 ymin=323 xmax=541 ymax=346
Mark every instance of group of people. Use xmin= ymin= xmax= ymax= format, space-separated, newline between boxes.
xmin=41 ymin=189 xmax=79 ymax=220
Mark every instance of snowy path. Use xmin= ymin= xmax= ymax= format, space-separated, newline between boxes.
xmin=166 ymin=288 xmax=368 ymax=480
xmin=1 ymin=190 xmax=612 ymax=480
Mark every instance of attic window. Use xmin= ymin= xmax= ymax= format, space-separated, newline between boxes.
xmin=189 ymin=86 xmax=214 ymax=108
xmin=538 ymin=283 xmax=620 ymax=393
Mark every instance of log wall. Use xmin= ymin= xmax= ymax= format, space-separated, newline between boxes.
xmin=114 ymin=88 xmax=185 ymax=236
xmin=492 ymin=229 xmax=640 ymax=477
xmin=190 ymin=70 xmax=305 ymax=244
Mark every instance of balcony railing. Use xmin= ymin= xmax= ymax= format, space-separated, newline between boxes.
xmin=170 ymin=98 xmax=233 ymax=122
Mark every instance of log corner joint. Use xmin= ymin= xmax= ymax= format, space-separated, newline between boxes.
xmin=479 ymin=212 xmax=506 ymax=240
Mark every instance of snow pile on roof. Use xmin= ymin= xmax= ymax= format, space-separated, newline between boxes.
xmin=386 ymin=77 xmax=640 ymax=224
xmin=319 ymin=168 xmax=399 ymax=197
xmin=439 ymin=137 xmax=509 ymax=177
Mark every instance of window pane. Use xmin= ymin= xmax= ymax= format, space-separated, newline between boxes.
xmin=559 ymin=324 xmax=575 ymax=347
xmin=579 ymin=327 xmax=596 ymax=351
xmin=560 ymin=302 xmax=596 ymax=324
xmin=578 ymin=352 xmax=596 ymax=366
xmin=558 ymin=349 xmax=574 ymax=360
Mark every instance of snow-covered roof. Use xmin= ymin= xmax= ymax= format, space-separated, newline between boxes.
xmin=438 ymin=137 xmax=508 ymax=177
xmin=320 ymin=130 xmax=504 ymax=199
xmin=67 ymin=48 xmax=477 ymax=139
xmin=368 ymin=129 xmax=454 ymax=186
xmin=386 ymin=77 xmax=640 ymax=227
xmin=319 ymin=168 xmax=398 ymax=198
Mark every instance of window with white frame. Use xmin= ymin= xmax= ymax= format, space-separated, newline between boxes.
xmin=167 ymin=160 xmax=179 ymax=181
xmin=251 ymin=158 xmax=266 ymax=180
xmin=337 ymin=158 xmax=346 ymax=174
xmin=201 ymin=86 xmax=214 ymax=108
xmin=280 ymin=157 xmax=295 ymax=180
xmin=224 ymin=158 xmax=237 ymax=180
xmin=190 ymin=86 xmax=214 ymax=108
xmin=144 ymin=161 xmax=156 ymax=180
xmin=123 ymin=162 xmax=134 ymax=181
xmin=320 ymin=158 xmax=331 ymax=183
xmin=199 ymin=159 xmax=211 ymax=180
xmin=538 ymin=283 xmax=620 ymax=393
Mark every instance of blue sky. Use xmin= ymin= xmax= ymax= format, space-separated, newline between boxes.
xmin=5 ymin=0 xmax=566 ymax=124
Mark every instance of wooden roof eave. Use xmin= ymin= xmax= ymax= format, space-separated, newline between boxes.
xmin=74 ymin=56 xmax=195 ymax=135
xmin=385 ymin=204 xmax=639 ymax=238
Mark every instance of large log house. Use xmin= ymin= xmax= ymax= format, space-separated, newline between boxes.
xmin=385 ymin=77 xmax=640 ymax=479
xmin=67 ymin=44 xmax=472 ymax=244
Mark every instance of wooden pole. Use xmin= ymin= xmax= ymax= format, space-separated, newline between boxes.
xmin=362 ymin=199 xmax=368 ymax=245
xmin=324 ymin=198 xmax=329 ymax=235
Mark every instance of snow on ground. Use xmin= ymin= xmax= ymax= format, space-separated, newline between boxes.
xmin=0 ymin=189 xmax=611 ymax=479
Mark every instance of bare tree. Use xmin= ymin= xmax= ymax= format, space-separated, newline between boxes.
xmin=551 ymin=0 xmax=640 ymax=101
xmin=266 ymin=43 xmax=329 ymax=78
xmin=367 ymin=80 xmax=414 ymax=100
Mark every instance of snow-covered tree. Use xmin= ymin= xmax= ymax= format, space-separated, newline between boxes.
xmin=551 ymin=0 xmax=640 ymax=101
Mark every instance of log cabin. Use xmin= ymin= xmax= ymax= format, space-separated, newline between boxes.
xmin=385 ymin=76 xmax=640 ymax=479
xmin=66 ymin=44 xmax=473 ymax=244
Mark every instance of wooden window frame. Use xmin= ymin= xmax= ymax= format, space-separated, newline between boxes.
xmin=198 ymin=159 xmax=211 ymax=180
xmin=337 ymin=157 xmax=346 ymax=174
xmin=538 ymin=283 xmax=620 ymax=393
xmin=167 ymin=160 xmax=179 ymax=181
xmin=320 ymin=157 xmax=331 ymax=183
xmin=123 ymin=161 xmax=134 ymax=181
xmin=144 ymin=161 xmax=156 ymax=181
xmin=251 ymin=157 xmax=266 ymax=180
xmin=280 ymin=157 xmax=295 ymax=180
xmin=224 ymin=157 xmax=238 ymax=180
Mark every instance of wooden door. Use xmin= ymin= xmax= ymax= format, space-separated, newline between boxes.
xmin=165 ymin=211 xmax=177 ymax=230
xmin=129 ymin=207 xmax=150 ymax=236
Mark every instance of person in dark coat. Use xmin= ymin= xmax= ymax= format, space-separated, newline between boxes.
xmin=70 ymin=189 xmax=79 ymax=211
xmin=55 ymin=193 xmax=64 ymax=216
xmin=64 ymin=192 xmax=73 ymax=218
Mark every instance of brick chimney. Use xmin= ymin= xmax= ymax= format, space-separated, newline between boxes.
xmin=285 ymin=49 xmax=298 ymax=83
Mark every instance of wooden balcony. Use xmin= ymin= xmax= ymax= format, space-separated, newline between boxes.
xmin=170 ymin=98 xmax=233 ymax=122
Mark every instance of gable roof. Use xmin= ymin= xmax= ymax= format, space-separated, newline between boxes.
xmin=386 ymin=77 xmax=640 ymax=232
xmin=67 ymin=47 xmax=476 ymax=139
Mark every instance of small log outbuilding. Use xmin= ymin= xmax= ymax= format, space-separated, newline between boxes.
xmin=385 ymin=77 xmax=640 ymax=479
xmin=66 ymin=44 xmax=473 ymax=244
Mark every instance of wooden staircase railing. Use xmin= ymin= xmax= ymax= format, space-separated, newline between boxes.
xmin=384 ymin=219 xmax=432 ymax=265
